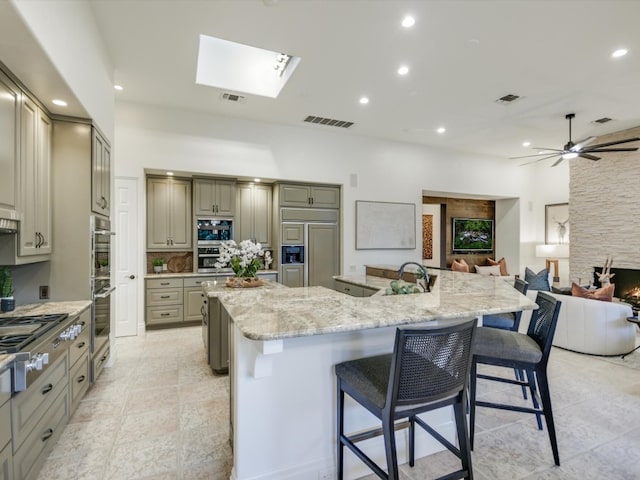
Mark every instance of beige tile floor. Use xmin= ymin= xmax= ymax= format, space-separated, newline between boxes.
xmin=37 ymin=326 xmax=640 ymax=480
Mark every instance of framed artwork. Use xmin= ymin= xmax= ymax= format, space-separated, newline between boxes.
xmin=356 ymin=201 xmax=416 ymax=249
xmin=545 ymin=203 xmax=569 ymax=244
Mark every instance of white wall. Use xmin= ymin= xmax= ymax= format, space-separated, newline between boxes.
xmin=115 ymin=101 xmax=560 ymax=276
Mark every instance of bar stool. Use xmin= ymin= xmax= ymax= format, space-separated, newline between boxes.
xmin=335 ymin=319 xmax=478 ymax=480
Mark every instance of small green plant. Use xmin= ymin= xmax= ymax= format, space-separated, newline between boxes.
xmin=153 ymin=258 xmax=164 ymax=267
xmin=0 ymin=267 xmax=14 ymax=298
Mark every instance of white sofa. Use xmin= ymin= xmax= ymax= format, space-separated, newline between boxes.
xmin=521 ymin=290 xmax=636 ymax=356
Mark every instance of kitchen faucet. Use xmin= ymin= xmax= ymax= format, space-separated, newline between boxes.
xmin=398 ymin=262 xmax=431 ymax=292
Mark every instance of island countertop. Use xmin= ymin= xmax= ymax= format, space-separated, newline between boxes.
xmin=213 ymin=269 xmax=537 ymax=341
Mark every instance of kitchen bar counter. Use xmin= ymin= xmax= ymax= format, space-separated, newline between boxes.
xmin=144 ymin=269 xmax=278 ymax=279
xmin=224 ymin=268 xmax=537 ymax=480
xmin=0 ymin=300 xmax=91 ymax=319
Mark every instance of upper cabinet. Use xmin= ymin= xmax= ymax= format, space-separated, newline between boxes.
xmin=147 ymin=177 xmax=192 ymax=250
xmin=0 ymin=71 xmax=19 ymax=223
xmin=19 ymin=96 xmax=52 ymax=257
xmin=237 ymin=183 xmax=272 ymax=246
xmin=91 ymin=129 xmax=111 ymax=217
xmin=278 ymin=183 xmax=340 ymax=209
xmin=194 ymin=178 xmax=236 ymax=216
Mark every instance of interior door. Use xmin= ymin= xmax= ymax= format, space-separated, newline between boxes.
xmin=115 ymin=177 xmax=139 ymax=337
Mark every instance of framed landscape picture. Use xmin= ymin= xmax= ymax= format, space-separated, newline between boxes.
xmin=545 ymin=203 xmax=569 ymax=244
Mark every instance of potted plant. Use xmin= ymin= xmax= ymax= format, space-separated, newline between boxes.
xmin=153 ymin=258 xmax=164 ymax=274
xmin=214 ymin=240 xmax=267 ymax=288
xmin=0 ymin=266 xmax=15 ymax=312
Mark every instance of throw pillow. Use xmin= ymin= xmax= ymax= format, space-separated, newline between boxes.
xmin=524 ymin=267 xmax=551 ymax=291
xmin=475 ymin=265 xmax=502 ymax=276
xmin=451 ymin=259 xmax=470 ymax=273
xmin=571 ymin=282 xmax=615 ymax=302
xmin=487 ymin=257 xmax=508 ymax=276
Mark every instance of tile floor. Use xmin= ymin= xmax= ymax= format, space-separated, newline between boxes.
xmin=37 ymin=326 xmax=640 ymax=480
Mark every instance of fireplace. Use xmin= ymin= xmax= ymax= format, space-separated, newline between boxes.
xmin=593 ymin=267 xmax=640 ymax=311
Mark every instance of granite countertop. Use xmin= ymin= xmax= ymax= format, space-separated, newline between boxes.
xmin=202 ymin=279 xmax=285 ymax=298
xmin=0 ymin=354 xmax=15 ymax=371
xmin=145 ymin=269 xmax=278 ymax=279
xmin=218 ymin=269 xmax=537 ymax=341
xmin=0 ymin=300 xmax=92 ymax=319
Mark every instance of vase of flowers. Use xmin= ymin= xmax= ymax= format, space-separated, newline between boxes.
xmin=215 ymin=239 xmax=271 ymax=288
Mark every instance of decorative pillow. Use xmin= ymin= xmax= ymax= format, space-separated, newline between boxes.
xmin=571 ymin=282 xmax=615 ymax=302
xmin=524 ymin=267 xmax=551 ymax=291
xmin=451 ymin=259 xmax=470 ymax=272
xmin=475 ymin=265 xmax=502 ymax=276
xmin=487 ymin=257 xmax=508 ymax=276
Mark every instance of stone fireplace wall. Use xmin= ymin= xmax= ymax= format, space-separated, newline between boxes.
xmin=570 ymin=125 xmax=640 ymax=284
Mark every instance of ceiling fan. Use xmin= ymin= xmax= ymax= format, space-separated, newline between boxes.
xmin=512 ymin=113 xmax=640 ymax=167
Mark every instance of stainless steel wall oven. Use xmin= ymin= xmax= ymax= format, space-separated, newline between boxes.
xmin=90 ymin=216 xmax=115 ymax=361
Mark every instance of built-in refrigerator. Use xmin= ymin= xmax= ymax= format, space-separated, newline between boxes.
xmin=279 ymin=208 xmax=339 ymax=288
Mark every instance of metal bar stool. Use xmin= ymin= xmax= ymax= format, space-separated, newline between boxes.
xmin=335 ymin=319 xmax=478 ymax=480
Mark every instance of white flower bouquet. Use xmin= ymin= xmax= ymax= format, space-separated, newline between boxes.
xmin=214 ymin=239 xmax=271 ymax=278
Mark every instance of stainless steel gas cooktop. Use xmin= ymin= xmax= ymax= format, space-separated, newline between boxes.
xmin=0 ymin=314 xmax=69 ymax=353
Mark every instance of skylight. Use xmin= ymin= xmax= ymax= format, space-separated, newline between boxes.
xmin=196 ymin=34 xmax=300 ymax=99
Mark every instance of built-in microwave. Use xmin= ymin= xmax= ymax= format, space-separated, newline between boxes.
xmin=196 ymin=218 xmax=233 ymax=245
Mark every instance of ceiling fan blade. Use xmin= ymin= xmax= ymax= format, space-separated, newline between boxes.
xmin=551 ymin=157 xmax=565 ymax=167
xmin=570 ymin=136 xmax=597 ymax=151
xmin=585 ymin=137 xmax=640 ymax=149
xmin=578 ymin=153 xmax=600 ymax=161
xmin=531 ymin=147 xmax=565 ymax=152
xmin=586 ymin=147 xmax=639 ymax=153
xmin=519 ymin=154 xmax=562 ymax=166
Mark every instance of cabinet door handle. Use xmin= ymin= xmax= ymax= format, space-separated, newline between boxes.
xmin=160 ymin=282 xmax=170 ymax=285
xmin=77 ymin=342 xmax=86 ymax=349
xmin=41 ymin=384 xmax=54 ymax=395
xmin=77 ymin=375 xmax=86 ymax=383
xmin=160 ymin=312 xmax=170 ymax=317
xmin=41 ymin=428 xmax=54 ymax=442
xmin=160 ymin=295 xmax=170 ymax=299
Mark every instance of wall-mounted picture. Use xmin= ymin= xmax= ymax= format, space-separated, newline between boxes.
xmin=545 ymin=203 xmax=569 ymax=244
xmin=356 ymin=201 xmax=416 ymax=249
xmin=452 ymin=218 xmax=494 ymax=253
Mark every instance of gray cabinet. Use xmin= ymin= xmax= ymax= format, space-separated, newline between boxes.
xmin=334 ymin=279 xmax=378 ymax=297
xmin=145 ymin=276 xmax=211 ymax=326
xmin=308 ymin=224 xmax=339 ymax=288
xmin=184 ymin=277 xmax=207 ymax=322
xmin=0 ymin=369 xmax=11 ymax=480
xmin=91 ymin=129 xmax=111 ymax=217
xmin=237 ymin=183 xmax=272 ymax=246
xmin=281 ymin=223 xmax=304 ymax=245
xmin=194 ymin=178 xmax=236 ymax=216
xmin=147 ymin=177 xmax=192 ymax=250
xmin=281 ymin=265 xmax=304 ymax=288
xmin=0 ymin=71 xmax=19 ymax=226
xmin=279 ymin=183 xmax=340 ymax=209
xmin=19 ymin=96 xmax=52 ymax=257
xmin=68 ymin=309 xmax=91 ymax=414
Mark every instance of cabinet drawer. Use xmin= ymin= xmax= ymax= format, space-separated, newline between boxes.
xmin=146 ymin=288 xmax=183 ymax=306
xmin=13 ymin=388 xmax=68 ymax=480
xmin=146 ymin=277 xmax=183 ymax=289
xmin=146 ymin=305 xmax=184 ymax=324
xmin=93 ymin=342 xmax=110 ymax=382
xmin=183 ymin=277 xmax=208 ymax=288
xmin=69 ymin=323 xmax=91 ymax=367
xmin=11 ymin=352 xmax=68 ymax=452
xmin=0 ymin=400 xmax=10 ymax=451
xmin=334 ymin=280 xmax=364 ymax=297
xmin=70 ymin=353 xmax=90 ymax=413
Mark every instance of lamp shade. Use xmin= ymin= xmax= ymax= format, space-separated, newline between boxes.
xmin=535 ymin=244 xmax=570 ymax=258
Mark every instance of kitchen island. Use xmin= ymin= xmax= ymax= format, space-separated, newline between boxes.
xmin=204 ymin=269 xmax=537 ymax=480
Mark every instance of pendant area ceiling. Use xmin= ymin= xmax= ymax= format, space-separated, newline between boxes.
xmin=8 ymin=1 xmax=640 ymax=161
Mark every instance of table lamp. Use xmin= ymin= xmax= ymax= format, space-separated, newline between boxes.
xmin=536 ymin=244 xmax=570 ymax=284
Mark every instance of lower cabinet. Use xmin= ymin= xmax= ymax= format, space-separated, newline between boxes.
xmin=0 ymin=441 xmax=11 ymax=480
xmin=281 ymin=265 xmax=304 ymax=287
xmin=93 ymin=341 xmax=110 ymax=382
xmin=334 ymin=279 xmax=378 ymax=297
xmin=0 ymin=369 xmax=11 ymax=480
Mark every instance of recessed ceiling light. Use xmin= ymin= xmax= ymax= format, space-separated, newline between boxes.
xmin=254 ymin=178 xmax=261 ymax=182
xmin=114 ymin=84 xmax=124 ymax=91
xmin=359 ymin=97 xmax=369 ymax=105
xmin=401 ymin=16 xmax=415 ymax=28
xmin=611 ymin=48 xmax=628 ymax=58
xmin=436 ymin=127 xmax=446 ymax=134
xmin=52 ymin=99 xmax=67 ymax=106
xmin=522 ymin=141 xmax=531 ymax=147
xmin=167 ymin=172 xmax=174 ymax=176
xmin=397 ymin=65 xmax=409 ymax=76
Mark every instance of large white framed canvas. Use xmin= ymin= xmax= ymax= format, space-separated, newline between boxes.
xmin=356 ymin=201 xmax=416 ymax=249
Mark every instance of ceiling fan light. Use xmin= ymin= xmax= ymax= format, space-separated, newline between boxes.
xmin=563 ymin=152 xmax=578 ymax=160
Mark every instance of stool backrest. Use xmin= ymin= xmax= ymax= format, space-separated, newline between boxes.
xmin=387 ymin=319 xmax=477 ymax=410
xmin=514 ymin=278 xmax=528 ymax=295
xmin=527 ymin=291 xmax=561 ymax=360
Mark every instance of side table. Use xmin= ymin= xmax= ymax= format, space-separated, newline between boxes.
xmin=621 ymin=316 xmax=640 ymax=359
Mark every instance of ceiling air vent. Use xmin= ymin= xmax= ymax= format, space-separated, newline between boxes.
xmin=220 ymin=92 xmax=246 ymax=103
xmin=593 ymin=117 xmax=612 ymax=124
xmin=494 ymin=94 xmax=521 ymax=104
xmin=303 ymin=115 xmax=354 ymax=129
